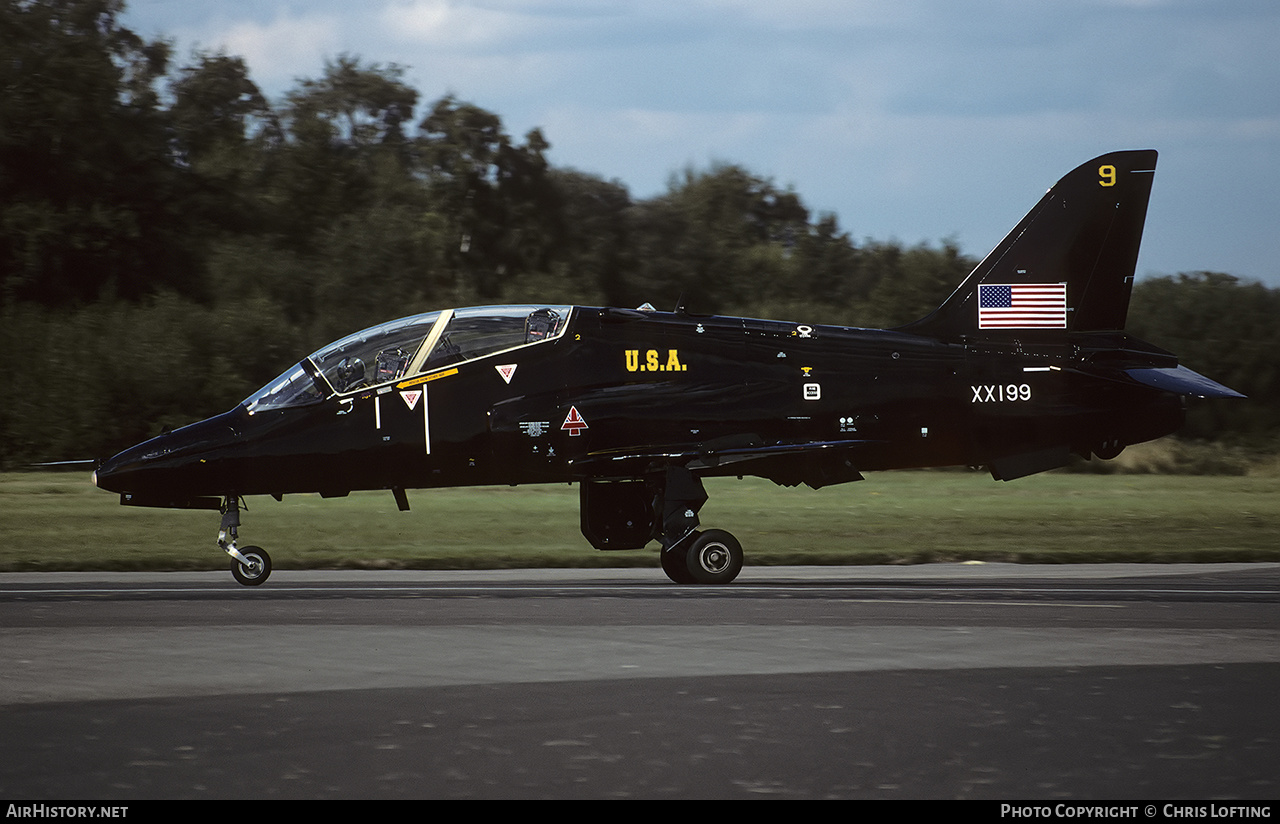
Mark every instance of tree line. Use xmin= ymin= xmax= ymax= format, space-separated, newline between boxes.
xmin=2 ymin=0 xmax=1276 ymax=467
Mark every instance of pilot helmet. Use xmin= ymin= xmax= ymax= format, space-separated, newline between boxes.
xmin=524 ymin=308 xmax=559 ymax=342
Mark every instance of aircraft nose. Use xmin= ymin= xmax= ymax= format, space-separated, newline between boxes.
xmin=92 ymin=413 xmax=242 ymax=498
xmin=92 ymin=439 xmax=156 ymax=494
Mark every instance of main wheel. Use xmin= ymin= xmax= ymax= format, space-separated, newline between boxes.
xmin=231 ymin=546 xmax=272 ymax=586
xmin=661 ymin=542 xmax=696 ymax=584
xmin=685 ymin=529 xmax=743 ymax=585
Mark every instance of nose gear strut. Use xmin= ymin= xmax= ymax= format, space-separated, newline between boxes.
xmin=219 ymin=496 xmax=272 ymax=586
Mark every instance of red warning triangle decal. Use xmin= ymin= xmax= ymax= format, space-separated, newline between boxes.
xmin=561 ymin=405 xmax=588 ymax=436
xmin=495 ymin=364 xmax=517 ymax=384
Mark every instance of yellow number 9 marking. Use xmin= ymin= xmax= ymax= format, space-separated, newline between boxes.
xmin=1099 ymin=165 xmax=1116 ymax=187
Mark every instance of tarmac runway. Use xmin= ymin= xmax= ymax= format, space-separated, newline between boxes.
xmin=1 ymin=563 xmax=1278 ymax=800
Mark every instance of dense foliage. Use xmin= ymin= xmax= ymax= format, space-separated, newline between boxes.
xmin=2 ymin=0 xmax=1276 ymax=467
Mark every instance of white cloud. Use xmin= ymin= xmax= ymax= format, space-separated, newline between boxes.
xmin=538 ymin=104 xmax=775 ymax=194
xmin=203 ymin=13 xmax=344 ymax=92
xmin=378 ymin=0 xmax=536 ymax=49
xmin=376 ymin=0 xmax=626 ymax=52
xmin=693 ymin=0 xmax=922 ymax=30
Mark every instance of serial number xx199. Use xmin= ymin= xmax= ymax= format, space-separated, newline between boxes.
xmin=971 ymin=383 xmax=1032 ymax=403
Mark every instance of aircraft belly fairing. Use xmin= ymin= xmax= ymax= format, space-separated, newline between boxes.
xmin=92 ymin=150 xmax=1243 ymax=586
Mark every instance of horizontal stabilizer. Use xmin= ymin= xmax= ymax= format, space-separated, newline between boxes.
xmin=1124 ymin=366 xmax=1246 ymax=399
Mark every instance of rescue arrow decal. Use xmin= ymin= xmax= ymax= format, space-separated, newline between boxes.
xmin=561 ymin=406 xmax=588 ymax=436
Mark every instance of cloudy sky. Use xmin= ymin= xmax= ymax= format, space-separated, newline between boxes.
xmin=121 ymin=0 xmax=1280 ymax=286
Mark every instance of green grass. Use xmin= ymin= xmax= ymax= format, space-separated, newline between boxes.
xmin=3 ymin=469 xmax=1279 ymax=572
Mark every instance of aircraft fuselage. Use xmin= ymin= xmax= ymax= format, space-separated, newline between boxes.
xmin=95 ymin=307 xmax=1186 ymax=506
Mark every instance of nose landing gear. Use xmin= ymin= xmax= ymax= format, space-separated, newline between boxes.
xmin=218 ymin=496 xmax=272 ymax=586
xmin=230 ymin=545 xmax=272 ymax=586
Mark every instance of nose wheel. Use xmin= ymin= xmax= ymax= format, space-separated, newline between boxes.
xmin=219 ymin=496 xmax=273 ymax=586
xmin=230 ymin=546 xmax=272 ymax=586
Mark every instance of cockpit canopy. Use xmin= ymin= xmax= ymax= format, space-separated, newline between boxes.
xmin=243 ymin=305 xmax=572 ymax=412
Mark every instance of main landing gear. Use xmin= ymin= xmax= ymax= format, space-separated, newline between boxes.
xmin=218 ymin=496 xmax=272 ymax=586
xmin=580 ymin=467 xmax=745 ymax=585
xmin=661 ymin=528 xmax=744 ymax=585
xmin=653 ymin=467 xmax=744 ymax=585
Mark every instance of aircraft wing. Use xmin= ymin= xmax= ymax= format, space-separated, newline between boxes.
xmin=571 ymin=437 xmax=874 ymax=477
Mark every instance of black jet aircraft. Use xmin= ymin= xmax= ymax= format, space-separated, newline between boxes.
xmin=93 ymin=150 xmax=1243 ymax=586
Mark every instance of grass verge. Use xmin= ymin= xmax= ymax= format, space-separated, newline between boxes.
xmin=3 ymin=469 xmax=1279 ymax=572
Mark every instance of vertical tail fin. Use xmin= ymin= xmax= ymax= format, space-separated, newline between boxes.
xmin=898 ymin=150 xmax=1158 ymax=340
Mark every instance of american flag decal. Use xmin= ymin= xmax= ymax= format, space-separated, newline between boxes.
xmin=978 ymin=283 xmax=1067 ymax=329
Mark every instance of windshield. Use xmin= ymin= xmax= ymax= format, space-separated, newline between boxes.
xmin=241 ymin=363 xmax=324 ymax=412
xmin=243 ymin=305 xmax=571 ymax=412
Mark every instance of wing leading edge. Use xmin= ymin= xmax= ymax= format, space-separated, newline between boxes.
xmin=572 ymin=438 xmax=872 ymax=480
